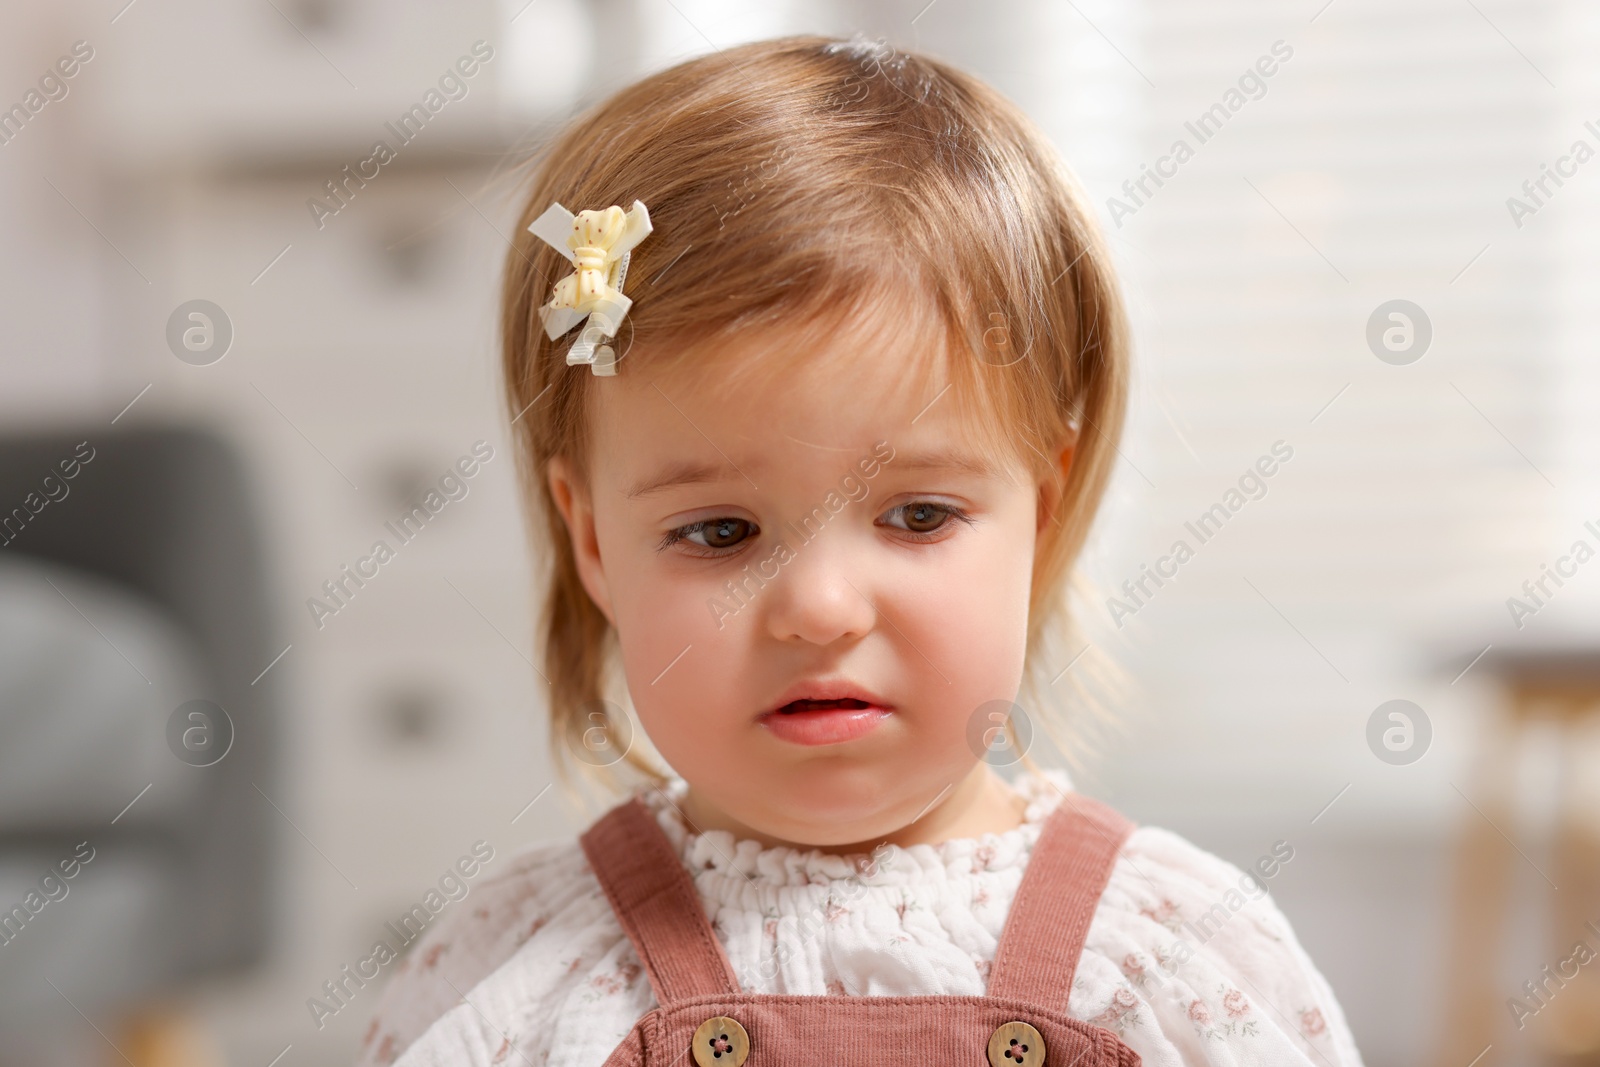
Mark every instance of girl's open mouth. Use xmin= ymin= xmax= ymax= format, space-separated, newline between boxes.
xmin=759 ymin=699 xmax=891 ymax=746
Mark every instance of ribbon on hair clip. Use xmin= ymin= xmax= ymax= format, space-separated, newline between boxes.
xmin=527 ymin=199 xmax=653 ymax=376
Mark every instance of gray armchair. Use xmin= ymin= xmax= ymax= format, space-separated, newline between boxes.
xmin=0 ymin=425 xmax=279 ymax=1063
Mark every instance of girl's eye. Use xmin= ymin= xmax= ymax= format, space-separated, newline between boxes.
xmin=880 ymin=501 xmax=973 ymax=539
xmin=660 ymin=517 xmax=758 ymax=555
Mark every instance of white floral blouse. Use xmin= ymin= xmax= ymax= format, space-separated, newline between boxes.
xmin=356 ymin=769 xmax=1363 ymax=1067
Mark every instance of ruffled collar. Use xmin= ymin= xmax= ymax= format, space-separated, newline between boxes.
xmin=635 ymin=767 xmax=1075 ymax=891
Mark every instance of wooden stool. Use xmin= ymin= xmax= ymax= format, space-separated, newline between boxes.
xmin=115 ymin=1002 xmax=224 ymax=1067
xmin=1436 ymin=647 xmax=1600 ymax=1067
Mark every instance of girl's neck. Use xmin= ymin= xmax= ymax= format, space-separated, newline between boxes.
xmin=675 ymin=762 xmax=1029 ymax=857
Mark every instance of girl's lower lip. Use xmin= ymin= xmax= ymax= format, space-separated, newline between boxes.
xmin=759 ymin=706 xmax=891 ymax=746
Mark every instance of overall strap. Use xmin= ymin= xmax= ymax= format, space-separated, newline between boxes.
xmin=579 ymin=795 xmax=743 ymax=1005
xmin=985 ymin=790 xmax=1135 ymax=1010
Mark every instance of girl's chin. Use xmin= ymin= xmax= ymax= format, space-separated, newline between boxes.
xmin=719 ymin=774 xmax=962 ymax=853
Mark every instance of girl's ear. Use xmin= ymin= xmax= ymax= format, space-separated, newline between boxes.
xmin=546 ymin=455 xmax=617 ymax=626
xmin=1036 ymin=435 xmax=1076 ymax=534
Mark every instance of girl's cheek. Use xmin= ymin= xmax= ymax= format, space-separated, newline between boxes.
xmin=623 ymin=574 xmax=716 ymax=657
xmin=893 ymin=526 xmax=1033 ymax=694
xmin=615 ymin=565 xmax=752 ymax=710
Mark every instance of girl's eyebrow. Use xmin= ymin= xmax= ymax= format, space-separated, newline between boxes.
xmin=888 ymin=449 xmax=1003 ymax=481
xmin=624 ymin=449 xmax=1001 ymax=500
xmin=625 ymin=459 xmax=741 ymax=499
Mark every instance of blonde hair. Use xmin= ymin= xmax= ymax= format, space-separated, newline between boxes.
xmin=500 ymin=34 xmax=1130 ymax=800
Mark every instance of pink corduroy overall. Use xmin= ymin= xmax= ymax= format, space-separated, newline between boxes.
xmin=578 ymin=790 xmax=1142 ymax=1067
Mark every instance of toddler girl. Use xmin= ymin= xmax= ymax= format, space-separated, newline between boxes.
xmin=357 ymin=34 xmax=1362 ymax=1067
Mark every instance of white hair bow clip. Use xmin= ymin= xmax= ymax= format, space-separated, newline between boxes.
xmin=527 ymin=199 xmax=653 ymax=376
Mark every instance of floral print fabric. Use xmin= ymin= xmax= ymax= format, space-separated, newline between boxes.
xmin=357 ymin=769 xmax=1363 ymax=1067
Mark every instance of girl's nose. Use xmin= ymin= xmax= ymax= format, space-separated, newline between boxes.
xmin=762 ymin=532 xmax=877 ymax=647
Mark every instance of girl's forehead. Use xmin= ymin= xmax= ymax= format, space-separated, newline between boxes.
xmin=664 ymin=296 xmax=947 ymax=399
xmin=591 ymin=347 xmax=926 ymax=479
xmin=585 ymin=316 xmax=1034 ymax=493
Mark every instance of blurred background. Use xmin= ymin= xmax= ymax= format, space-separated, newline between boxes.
xmin=2 ymin=0 xmax=1598 ymax=1064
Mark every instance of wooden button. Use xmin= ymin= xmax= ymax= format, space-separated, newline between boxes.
xmin=988 ymin=1020 xmax=1045 ymax=1067
xmin=691 ymin=1016 xmax=749 ymax=1067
